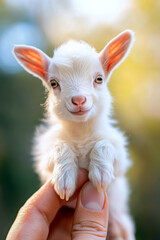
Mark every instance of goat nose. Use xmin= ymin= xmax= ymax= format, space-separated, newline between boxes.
xmin=71 ymin=95 xmax=86 ymax=105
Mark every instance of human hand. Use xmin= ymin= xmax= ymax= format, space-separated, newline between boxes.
xmin=6 ymin=169 xmax=108 ymax=240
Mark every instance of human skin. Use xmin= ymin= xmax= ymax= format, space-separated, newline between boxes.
xmin=6 ymin=169 xmax=108 ymax=240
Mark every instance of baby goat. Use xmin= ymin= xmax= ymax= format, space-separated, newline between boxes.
xmin=13 ymin=30 xmax=135 ymax=240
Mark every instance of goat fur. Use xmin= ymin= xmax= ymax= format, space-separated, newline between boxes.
xmin=13 ymin=30 xmax=135 ymax=240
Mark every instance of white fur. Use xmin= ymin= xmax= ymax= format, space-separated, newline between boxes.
xmin=13 ymin=30 xmax=135 ymax=240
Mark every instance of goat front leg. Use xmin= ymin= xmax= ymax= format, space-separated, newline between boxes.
xmin=89 ymin=140 xmax=115 ymax=192
xmin=51 ymin=142 xmax=78 ymax=201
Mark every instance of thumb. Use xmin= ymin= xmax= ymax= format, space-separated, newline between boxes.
xmin=72 ymin=182 xmax=108 ymax=240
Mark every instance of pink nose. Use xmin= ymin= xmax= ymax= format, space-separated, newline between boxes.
xmin=71 ymin=95 xmax=86 ymax=106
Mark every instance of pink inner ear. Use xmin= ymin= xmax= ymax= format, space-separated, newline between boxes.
xmin=107 ymin=32 xmax=131 ymax=72
xmin=99 ymin=31 xmax=132 ymax=75
xmin=25 ymin=62 xmax=45 ymax=78
xmin=15 ymin=48 xmax=45 ymax=78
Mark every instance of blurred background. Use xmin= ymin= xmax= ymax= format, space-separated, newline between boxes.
xmin=0 ymin=0 xmax=160 ymax=239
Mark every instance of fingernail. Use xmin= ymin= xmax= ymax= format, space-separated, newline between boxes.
xmin=81 ymin=182 xmax=105 ymax=211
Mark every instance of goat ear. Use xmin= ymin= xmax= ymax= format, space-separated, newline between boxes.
xmin=99 ymin=30 xmax=135 ymax=79
xmin=13 ymin=45 xmax=51 ymax=84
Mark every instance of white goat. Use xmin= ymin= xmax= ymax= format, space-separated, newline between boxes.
xmin=13 ymin=30 xmax=135 ymax=240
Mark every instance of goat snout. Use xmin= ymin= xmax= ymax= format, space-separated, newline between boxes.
xmin=71 ymin=95 xmax=86 ymax=106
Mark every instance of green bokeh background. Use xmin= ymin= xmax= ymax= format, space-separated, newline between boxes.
xmin=0 ymin=0 xmax=160 ymax=239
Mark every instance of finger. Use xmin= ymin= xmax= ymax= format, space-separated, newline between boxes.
xmin=66 ymin=168 xmax=88 ymax=205
xmin=6 ymin=179 xmax=62 ymax=240
xmin=47 ymin=206 xmax=74 ymax=240
xmin=6 ymin=168 xmax=88 ymax=240
xmin=72 ymin=182 xmax=109 ymax=240
xmin=47 ymin=169 xmax=89 ymax=240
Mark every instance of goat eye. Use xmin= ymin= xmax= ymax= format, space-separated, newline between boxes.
xmin=50 ymin=79 xmax=59 ymax=89
xmin=95 ymin=75 xmax=103 ymax=84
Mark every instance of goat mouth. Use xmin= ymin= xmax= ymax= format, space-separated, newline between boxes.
xmin=69 ymin=108 xmax=91 ymax=116
xmin=71 ymin=110 xmax=89 ymax=116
